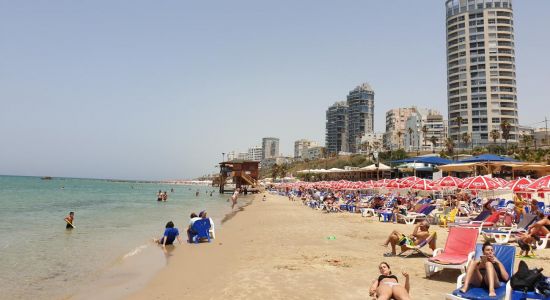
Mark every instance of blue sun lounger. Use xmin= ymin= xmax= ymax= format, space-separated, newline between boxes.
xmin=446 ymin=244 xmax=515 ymax=300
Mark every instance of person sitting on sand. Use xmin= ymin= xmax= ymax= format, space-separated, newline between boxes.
xmin=381 ymin=220 xmax=435 ymax=256
xmin=459 ymin=241 xmax=509 ymax=297
xmin=369 ymin=261 xmax=410 ymax=300
xmin=153 ymin=221 xmax=183 ymax=248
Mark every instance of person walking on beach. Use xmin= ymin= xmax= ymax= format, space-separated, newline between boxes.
xmin=230 ymin=188 xmax=239 ymax=209
xmin=195 ymin=190 xmax=199 ymax=197
xmin=64 ymin=212 xmax=75 ymax=229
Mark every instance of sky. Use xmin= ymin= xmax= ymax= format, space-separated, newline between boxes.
xmin=1 ymin=0 xmax=549 ymax=180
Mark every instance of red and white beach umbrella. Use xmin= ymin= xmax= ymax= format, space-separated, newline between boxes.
xmin=434 ymin=176 xmax=463 ymax=188
xmin=400 ymin=176 xmax=422 ymax=187
xmin=527 ymin=175 xmax=550 ymax=192
xmin=385 ymin=179 xmax=403 ymax=189
xmin=460 ymin=176 xmax=500 ymax=190
xmin=411 ymin=179 xmax=436 ymax=191
xmin=374 ymin=179 xmax=391 ymax=188
xmin=504 ymin=177 xmax=533 ymax=193
xmin=493 ymin=177 xmax=509 ymax=187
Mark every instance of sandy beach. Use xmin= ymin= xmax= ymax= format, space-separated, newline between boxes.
xmin=126 ymin=193 xmax=550 ymax=300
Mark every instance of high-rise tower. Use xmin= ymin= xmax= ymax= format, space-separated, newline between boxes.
xmin=325 ymin=101 xmax=349 ymax=155
xmin=446 ymin=0 xmax=518 ymax=147
xmin=347 ymin=83 xmax=375 ymax=153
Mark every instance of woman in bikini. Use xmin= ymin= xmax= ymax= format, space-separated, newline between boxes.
xmin=369 ymin=262 xmax=410 ymax=300
xmin=459 ymin=241 xmax=509 ymax=297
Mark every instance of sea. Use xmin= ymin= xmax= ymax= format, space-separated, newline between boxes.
xmin=0 ymin=175 xmax=236 ymax=300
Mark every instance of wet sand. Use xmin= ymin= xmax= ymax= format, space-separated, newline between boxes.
xmin=125 ymin=193 xmax=550 ymax=300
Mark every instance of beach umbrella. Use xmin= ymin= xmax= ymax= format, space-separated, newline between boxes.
xmin=434 ymin=176 xmax=463 ymax=188
xmin=493 ymin=177 xmax=509 ymax=187
xmin=374 ymin=179 xmax=391 ymax=188
xmin=460 ymin=176 xmax=500 ymax=190
xmin=504 ymin=177 xmax=533 ymax=193
xmin=400 ymin=176 xmax=421 ymax=185
xmin=526 ymin=175 xmax=550 ymax=192
xmin=411 ymin=179 xmax=436 ymax=191
xmin=385 ymin=179 xmax=403 ymax=189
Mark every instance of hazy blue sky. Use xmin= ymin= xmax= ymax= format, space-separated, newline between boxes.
xmin=1 ymin=1 xmax=549 ymax=180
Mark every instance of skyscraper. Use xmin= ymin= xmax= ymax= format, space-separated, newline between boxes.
xmin=325 ymin=101 xmax=349 ymax=155
xmin=347 ymin=83 xmax=375 ymax=153
xmin=446 ymin=0 xmax=518 ymax=147
xmin=261 ymin=137 xmax=279 ymax=160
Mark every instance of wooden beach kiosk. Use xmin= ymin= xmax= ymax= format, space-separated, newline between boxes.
xmin=218 ymin=160 xmax=260 ymax=194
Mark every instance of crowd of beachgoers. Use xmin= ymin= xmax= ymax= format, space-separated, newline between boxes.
xmin=269 ymin=175 xmax=550 ymax=299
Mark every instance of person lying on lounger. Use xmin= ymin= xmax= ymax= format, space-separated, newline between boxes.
xmin=381 ymin=220 xmax=435 ymax=256
xmin=369 ymin=261 xmax=410 ymax=300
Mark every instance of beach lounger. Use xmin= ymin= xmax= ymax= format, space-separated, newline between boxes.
xmin=398 ymin=231 xmax=437 ymax=258
xmin=534 ymin=233 xmax=550 ymax=250
xmin=481 ymin=213 xmax=537 ymax=244
xmin=399 ymin=205 xmax=437 ymax=225
xmin=424 ymin=227 xmax=479 ymax=277
xmin=190 ymin=219 xmax=211 ymax=244
xmin=446 ymin=244 xmax=515 ymax=300
xmin=452 ymin=211 xmax=503 ymax=234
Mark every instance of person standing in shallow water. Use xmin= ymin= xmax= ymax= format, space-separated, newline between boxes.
xmin=64 ymin=212 xmax=75 ymax=229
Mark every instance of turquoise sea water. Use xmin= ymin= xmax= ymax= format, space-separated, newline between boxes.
xmin=0 ymin=175 xmax=232 ymax=300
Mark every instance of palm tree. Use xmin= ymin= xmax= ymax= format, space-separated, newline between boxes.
xmin=490 ymin=129 xmax=500 ymax=144
xmin=397 ymin=131 xmax=403 ymax=149
xmin=422 ymin=125 xmax=428 ymax=150
xmin=279 ymin=164 xmax=289 ymax=178
xmin=407 ymin=127 xmax=413 ymax=152
xmin=430 ymin=135 xmax=438 ymax=154
xmin=500 ymin=120 xmax=512 ymax=152
xmin=271 ymin=163 xmax=280 ymax=180
xmin=521 ymin=135 xmax=533 ymax=149
xmin=461 ymin=132 xmax=471 ymax=154
xmin=455 ymin=116 xmax=464 ymax=149
xmin=445 ymin=138 xmax=455 ymax=158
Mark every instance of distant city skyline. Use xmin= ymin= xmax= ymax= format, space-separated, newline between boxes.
xmin=1 ymin=1 xmax=549 ymax=180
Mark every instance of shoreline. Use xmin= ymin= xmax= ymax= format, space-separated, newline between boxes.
xmin=67 ymin=194 xmax=253 ymax=300
xmin=121 ymin=192 xmax=550 ymax=299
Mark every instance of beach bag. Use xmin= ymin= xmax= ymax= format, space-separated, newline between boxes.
xmin=511 ymin=260 xmax=544 ymax=292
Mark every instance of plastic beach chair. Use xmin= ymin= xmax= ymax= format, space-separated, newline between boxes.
xmin=440 ymin=208 xmax=459 ymax=227
xmin=425 ymin=227 xmax=479 ymax=277
xmin=482 ymin=214 xmax=538 ymax=244
xmin=400 ymin=205 xmax=437 ymax=225
xmin=191 ymin=219 xmax=211 ymax=244
xmin=398 ymin=231 xmax=437 ymax=258
xmin=446 ymin=244 xmax=515 ymax=300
